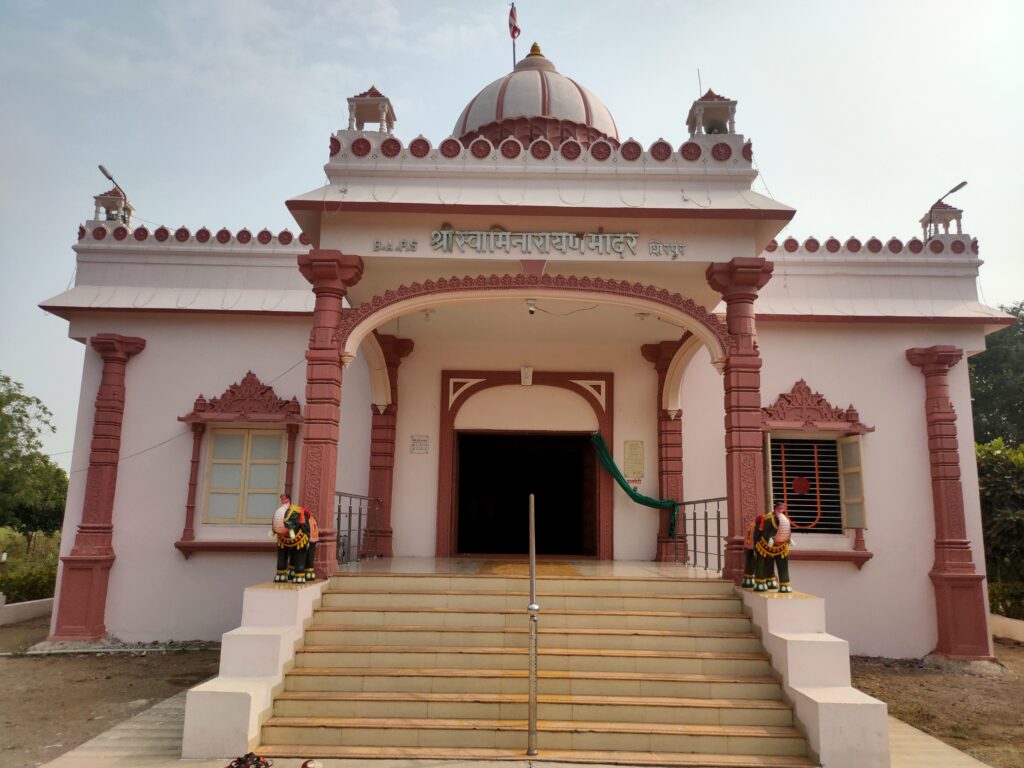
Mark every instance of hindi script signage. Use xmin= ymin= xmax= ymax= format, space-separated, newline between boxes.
xmin=431 ymin=229 xmax=639 ymax=258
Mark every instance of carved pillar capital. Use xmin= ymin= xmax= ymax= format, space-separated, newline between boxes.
xmin=90 ymin=333 xmax=146 ymax=361
xmin=298 ymin=250 xmax=364 ymax=296
xmin=706 ymin=258 xmax=773 ymax=344
xmin=906 ymin=345 xmax=963 ymax=374
xmin=641 ymin=336 xmax=685 ymax=374
xmin=706 ymin=257 xmax=773 ymax=300
xmin=377 ymin=334 xmax=415 ymax=366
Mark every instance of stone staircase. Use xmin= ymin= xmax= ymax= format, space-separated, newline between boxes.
xmin=256 ymin=569 xmax=815 ymax=766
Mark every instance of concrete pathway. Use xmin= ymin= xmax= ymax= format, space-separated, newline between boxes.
xmin=888 ymin=718 xmax=991 ymax=768
xmin=39 ymin=691 xmax=992 ymax=768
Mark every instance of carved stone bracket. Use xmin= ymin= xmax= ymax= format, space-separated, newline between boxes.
xmin=761 ymin=379 xmax=874 ymax=434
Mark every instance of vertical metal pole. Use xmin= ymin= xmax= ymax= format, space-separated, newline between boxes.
xmin=688 ymin=502 xmax=694 ymax=565
xmin=346 ymin=498 xmax=354 ymax=564
xmin=356 ymin=499 xmax=364 ymax=563
xmin=527 ymin=493 xmax=539 ymax=756
xmin=335 ymin=494 xmax=342 ymax=564
xmin=673 ymin=505 xmax=679 ymax=564
xmin=716 ymin=500 xmax=723 ymax=573
xmin=700 ymin=504 xmax=706 ymax=570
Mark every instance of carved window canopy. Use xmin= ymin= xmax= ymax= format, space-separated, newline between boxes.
xmin=179 ymin=370 xmax=302 ymax=425
xmin=761 ymin=379 xmax=874 ymax=434
xmin=175 ymin=371 xmax=302 ymax=556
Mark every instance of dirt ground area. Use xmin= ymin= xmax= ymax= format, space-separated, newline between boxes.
xmin=0 ymin=616 xmax=219 ymax=768
xmin=1 ymin=615 xmax=1022 ymax=768
xmin=852 ymin=638 xmax=1024 ymax=768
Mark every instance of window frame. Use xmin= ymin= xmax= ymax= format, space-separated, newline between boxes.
xmin=203 ymin=428 xmax=287 ymax=525
xmin=765 ymin=430 xmax=851 ymax=534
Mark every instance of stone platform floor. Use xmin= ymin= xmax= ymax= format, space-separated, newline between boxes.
xmin=40 ymin=690 xmax=991 ymax=768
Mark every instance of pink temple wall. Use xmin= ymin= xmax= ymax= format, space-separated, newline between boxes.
xmin=51 ymin=313 xmax=371 ymax=641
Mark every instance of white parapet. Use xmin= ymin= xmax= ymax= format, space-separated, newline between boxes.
xmin=181 ymin=581 xmax=326 ymax=758
xmin=0 ymin=596 xmax=53 ymax=626
xmin=742 ymin=590 xmax=890 ymax=768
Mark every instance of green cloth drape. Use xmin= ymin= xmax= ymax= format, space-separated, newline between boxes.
xmin=590 ymin=433 xmax=680 ymax=538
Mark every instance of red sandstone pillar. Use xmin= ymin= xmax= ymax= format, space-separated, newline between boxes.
xmin=641 ymin=338 xmax=686 ymax=561
xmin=51 ymin=333 xmax=146 ymax=641
xmin=363 ymin=333 xmax=414 ymax=558
xmin=906 ymin=345 xmax=994 ymax=660
xmin=297 ymin=250 xmax=364 ymax=579
xmin=707 ymin=258 xmax=773 ymax=583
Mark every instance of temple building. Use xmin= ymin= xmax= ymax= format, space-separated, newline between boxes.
xmin=43 ymin=42 xmax=1008 ymax=669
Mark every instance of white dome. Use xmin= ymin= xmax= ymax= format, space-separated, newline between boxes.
xmin=453 ymin=44 xmax=618 ymax=143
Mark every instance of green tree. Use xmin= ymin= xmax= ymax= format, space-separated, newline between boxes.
xmin=969 ymin=301 xmax=1024 ymax=445
xmin=976 ymin=439 xmax=1024 ymax=582
xmin=0 ymin=373 xmax=68 ymax=546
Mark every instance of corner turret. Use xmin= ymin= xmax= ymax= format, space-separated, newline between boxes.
xmin=92 ymin=186 xmax=133 ymax=226
xmin=347 ymin=85 xmax=396 ymax=134
xmin=686 ymin=89 xmax=737 ymax=137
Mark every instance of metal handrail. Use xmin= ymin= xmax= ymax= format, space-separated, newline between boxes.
xmin=526 ymin=493 xmax=539 ymax=756
xmin=673 ymin=496 xmax=728 ymax=573
xmin=333 ymin=491 xmax=379 ymax=565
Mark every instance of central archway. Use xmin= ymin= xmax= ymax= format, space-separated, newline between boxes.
xmin=437 ymin=370 xmax=614 ymax=559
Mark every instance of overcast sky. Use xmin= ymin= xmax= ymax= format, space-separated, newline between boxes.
xmin=1 ymin=0 xmax=1022 ymax=469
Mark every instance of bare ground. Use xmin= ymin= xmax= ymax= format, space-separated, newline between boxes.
xmin=852 ymin=638 xmax=1024 ymax=768
xmin=0 ymin=616 xmax=219 ymax=768
xmin=2 ymin=616 xmax=1022 ymax=767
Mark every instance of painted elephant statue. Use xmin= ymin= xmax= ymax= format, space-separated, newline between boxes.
xmin=753 ymin=503 xmax=793 ymax=593
xmin=273 ymin=493 xmax=311 ymax=584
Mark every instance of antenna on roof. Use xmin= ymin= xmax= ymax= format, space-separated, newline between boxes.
xmin=697 ymin=68 xmax=703 ymax=96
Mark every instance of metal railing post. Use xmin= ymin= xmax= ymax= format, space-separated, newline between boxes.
xmin=527 ymin=493 xmax=539 ymax=756
xmin=715 ymin=498 xmax=723 ymax=573
xmin=335 ymin=494 xmax=342 ymax=563
xmin=703 ymin=503 xmax=710 ymax=570
xmin=332 ymin=492 xmax=381 ymax=566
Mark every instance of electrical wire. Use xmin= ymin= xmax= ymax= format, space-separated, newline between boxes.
xmin=62 ymin=356 xmax=309 ymax=474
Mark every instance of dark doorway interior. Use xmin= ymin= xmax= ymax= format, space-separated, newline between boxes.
xmin=456 ymin=432 xmax=598 ymax=557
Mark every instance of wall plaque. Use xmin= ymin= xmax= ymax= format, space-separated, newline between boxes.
xmin=624 ymin=440 xmax=644 ymax=479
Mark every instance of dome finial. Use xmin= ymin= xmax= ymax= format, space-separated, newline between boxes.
xmin=528 ymin=42 xmax=543 ymax=57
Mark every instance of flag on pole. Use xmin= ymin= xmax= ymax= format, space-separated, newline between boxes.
xmin=509 ymin=3 xmax=521 ymax=40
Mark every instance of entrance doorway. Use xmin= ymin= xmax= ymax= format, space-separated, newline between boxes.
xmin=455 ymin=432 xmax=598 ymax=557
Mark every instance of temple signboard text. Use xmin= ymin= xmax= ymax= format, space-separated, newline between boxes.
xmin=431 ymin=229 xmax=639 ymax=257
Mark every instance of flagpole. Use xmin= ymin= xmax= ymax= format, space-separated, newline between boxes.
xmin=511 ymin=2 xmax=517 ymax=69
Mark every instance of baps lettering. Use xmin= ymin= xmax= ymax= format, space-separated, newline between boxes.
xmin=372 ymin=239 xmax=418 ymax=252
